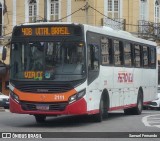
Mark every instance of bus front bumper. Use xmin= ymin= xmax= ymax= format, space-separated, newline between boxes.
xmin=9 ymin=97 xmax=87 ymax=115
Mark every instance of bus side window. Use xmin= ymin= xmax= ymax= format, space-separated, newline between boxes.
xmin=142 ymin=46 xmax=149 ymax=68
xmin=11 ymin=43 xmax=22 ymax=76
xmin=134 ymin=45 xmax=141 ymax=67
xmin=150 ymin=47 xmax=156 ymax=68
xmin=88 ymin=44 xmax=99 ymax=70
xmin=124 ymin=42 xmax=132 ymax=67
xmin=101 ymin=37 xmax=112 ymax=65
xmin=86 ymin=31 xmax=100 ymax=85
xmin=114 ymin=40 xmax=124 ymax=66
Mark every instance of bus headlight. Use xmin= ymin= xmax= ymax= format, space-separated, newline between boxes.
xmin=69 ymin=89 xmax=86 ymax=104
xmin=10 ymin=91 xmax=19 ymax=103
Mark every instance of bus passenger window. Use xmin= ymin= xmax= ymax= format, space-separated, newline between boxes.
xmin=101 ymin=37 xmax=112 ymax=65
xmin=114 ymin=40 xmax=123 ymax=66
xmin=88 ymin=44 xmax=99 ymax=70
xmin=124 ymin=42 xmax=132 ymax=67
xmin=134 ymin=45 xmax=141 ymax=67
xmin=150 ymin=48 xmax=156 ymax=68
xmin=143 ymin=46 xmax=149 ymax=68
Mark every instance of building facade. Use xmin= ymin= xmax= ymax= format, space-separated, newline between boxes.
xmin=1 ymin=0 xmax=160 ymax=39
xmin=0 ymin=0 xmax=160 ymax=94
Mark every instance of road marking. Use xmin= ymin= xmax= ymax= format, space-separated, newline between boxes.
xmin=142 ymin=114 xmax=160 ymax=128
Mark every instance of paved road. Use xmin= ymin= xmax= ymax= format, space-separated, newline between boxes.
xmin=0 ymin=109 xmax=160 ymax=141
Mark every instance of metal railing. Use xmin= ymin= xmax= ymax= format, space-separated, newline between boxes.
xmin=138 ymin=20 xmax=160 ymax=40
xmin=102 ymin=17 xmax=126 ymax=30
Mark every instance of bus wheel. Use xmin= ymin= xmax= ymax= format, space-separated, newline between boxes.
xmin=34 ymin=115 xmax=46 ymax=123
xmin=93 ymin=98 xmax=104 ymax=122
xmin=131 ymin=91 xmax=143 ymax=115
xmin=134 ymin=91 xmax=143 ymax=115
xmin=124 ymin=91 xmax=143 ymax=115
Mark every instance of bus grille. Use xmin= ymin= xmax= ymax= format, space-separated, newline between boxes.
xmin=21 ymin=102 xmax=68 ymax=111
xmin=15 ymin=83 xmax=73 ymax=93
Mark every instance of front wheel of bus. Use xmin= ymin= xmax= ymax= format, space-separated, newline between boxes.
xmin=93 ymin=99 xmax=103 ymax=122
xmin=93 ymin=96 xmax=108 ymax=122
xmin=34 ymin=115 xmax=46 ymax=123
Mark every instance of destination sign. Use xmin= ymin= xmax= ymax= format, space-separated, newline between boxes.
xmin=21 ymin=27 xmax=70 ymax=36
xmin=12 ymin=25 xmax=83 ymax=37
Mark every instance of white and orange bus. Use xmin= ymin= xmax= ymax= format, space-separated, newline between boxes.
xmin=8 ymin=22 xmax=158 ymax=123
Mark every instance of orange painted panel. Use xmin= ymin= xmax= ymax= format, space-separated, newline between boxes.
xmin=14 ymin=88 xmax=77 ymax=102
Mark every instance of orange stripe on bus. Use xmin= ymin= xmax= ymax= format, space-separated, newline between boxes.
xmin=14 ymin=88 xmax=77 ymax=102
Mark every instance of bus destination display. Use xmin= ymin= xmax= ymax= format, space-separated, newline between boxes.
xmin=21 ymin=26 xmax=71 ymax=36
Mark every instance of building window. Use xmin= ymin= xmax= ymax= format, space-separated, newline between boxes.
xmin=155 ymin=0 xmax=160 ymax=23
xmin=50 ymin=0 xmax=59 ymax=21
xmin=29 ymin=0 xmax=37 ymax=22
xmin=140 ymin=0 xmax=148 ymax=20
xmin=108 ymin=0 xmax=120 ymax=18
xmin=0 ymin=3 xmax=2 ymax=36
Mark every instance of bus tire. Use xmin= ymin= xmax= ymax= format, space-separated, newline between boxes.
xmin=132 ymin=90 xmax=143 ymax=115
xmin=34 ymin=115 xmax=46 ymax=123
xmin=93 ymin=94 xmax=108 ymax=122
xmin=93 ymin=98 xmax=103 ymax=122
xmin=102 ymin=93 xmax=109 ymax=119
xmin=124 ymin=90 xmax=143 ymax=115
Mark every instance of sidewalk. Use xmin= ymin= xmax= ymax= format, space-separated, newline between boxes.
xmin=0 ymin=107 xmax=5 ymax=112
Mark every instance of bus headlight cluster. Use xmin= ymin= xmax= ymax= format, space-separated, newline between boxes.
xmin=10 ymin=91 xmax=19 ymax=103
xmin=69 ymin=89 xmax=86 ymax=104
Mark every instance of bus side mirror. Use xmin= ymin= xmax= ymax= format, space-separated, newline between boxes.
xmin=2 ymin=47 xmax=7 ymax=61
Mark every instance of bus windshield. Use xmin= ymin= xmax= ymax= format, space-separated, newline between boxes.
xmin=10 ymin=39 xmax=86 ymax=81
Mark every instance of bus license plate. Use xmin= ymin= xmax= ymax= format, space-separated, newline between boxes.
xmin=36 ymin=105 xmax=49 ymax=111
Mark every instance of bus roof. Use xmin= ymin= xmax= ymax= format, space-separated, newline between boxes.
xmin=83 ymin=24 xmax=157 ymax=47
xmin=16 ymin=22 xmax=157 ymax=47
xmin=18 ymin=22 xmax=76 ymax=26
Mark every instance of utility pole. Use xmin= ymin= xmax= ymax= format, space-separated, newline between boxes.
xmin=85 ymin=0 xmax=89 ymax=24
xmin=44 ymin=0 xmax=47 ymax=21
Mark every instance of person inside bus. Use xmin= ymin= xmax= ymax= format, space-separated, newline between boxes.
xmin=69 ymin=48 xmax=77 ymax=64
xmin=31 ymin=42 xmax=44 ymax=71
xmin=88 ymin=44 xmax=99 ymax=71
xmin=64 ymin=42 xmax=77 ymax=64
